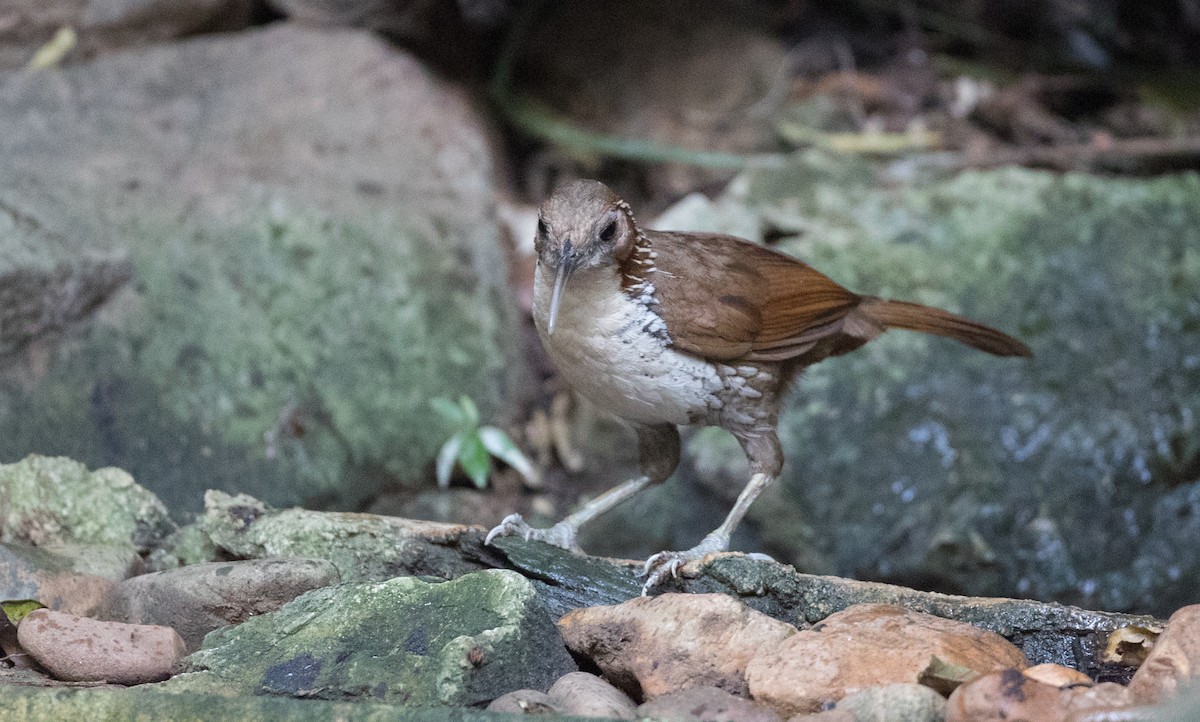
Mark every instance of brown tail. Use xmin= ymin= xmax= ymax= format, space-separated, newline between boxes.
xmin=860 ymin=299 xmax=1032 ymax=357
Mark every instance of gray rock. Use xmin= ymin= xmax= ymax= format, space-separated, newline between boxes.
xmin=193 ymin=491 xmax=486 ymax=581
xmin=95 ymin=558 xmax=341 ymax=651
xmin=637 ymin=686 xmax=782 ymax=722
xmin=0 ymin=24 xmax=525 ymax=514
xmin=164 ymin=570 xmax=577 ymax=706
xmin=654 ymin=154 xmax=1200 ymax=617
xmin=0 ymin=223 xmax=131 ymax=356
xmin=0 ymin=455 xmax=175 ymax=556
xmin=832 ymin=684 xmax=947 ymax=722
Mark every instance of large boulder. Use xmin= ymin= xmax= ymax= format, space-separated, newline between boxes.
xmin=653 ymin=155 xmax=1200 ymax=616
xmin=0 ymin=24 xmax=526 ymax=514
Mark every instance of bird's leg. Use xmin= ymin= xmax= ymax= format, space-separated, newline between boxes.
xmin=485 ymin=475 xmax=653 ymax=552
xmin=641 ymin=431 xmax=782 ymax=594
xmin=485 ymin=423 xmax=680 ymax=553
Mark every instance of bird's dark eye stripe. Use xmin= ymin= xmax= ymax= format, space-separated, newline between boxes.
xmin=537 ymin=218 xmax=548 ymax=237
xmin=599 ymin=220 xmax=616 ymax=241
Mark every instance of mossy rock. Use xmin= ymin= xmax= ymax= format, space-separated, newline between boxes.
xmin=166 ymin=570 xmax=577 ymax=706
xmin=0 ymin=455 xmax=174 ymax=556
xmin=0 ymin=25 xmax=525 ymax=513
xmin=664 ymin=155 xmax=1200 ymax=616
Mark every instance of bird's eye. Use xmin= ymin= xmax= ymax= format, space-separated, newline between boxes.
xmin=599 ymin=219 xmax=617 ymax=242
xmin=536 ymin=218 xmax=548 ymax=238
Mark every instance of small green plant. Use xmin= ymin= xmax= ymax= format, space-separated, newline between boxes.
xmin=431 ymin=396 xmax=539 ymax=489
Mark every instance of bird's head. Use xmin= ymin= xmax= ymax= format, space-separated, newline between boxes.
xmin=534 ymin=179 xmax=640 ymax=334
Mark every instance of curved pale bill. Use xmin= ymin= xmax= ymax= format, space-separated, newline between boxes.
xmin=546 ymin=241 xmax=575 ymax=336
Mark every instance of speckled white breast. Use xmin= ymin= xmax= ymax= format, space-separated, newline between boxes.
xmin=533 ymin=262 xmax=724 ymax=426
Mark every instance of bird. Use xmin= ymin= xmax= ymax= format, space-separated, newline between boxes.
xmin=485 ymin=179 xmax=1031 ymax=593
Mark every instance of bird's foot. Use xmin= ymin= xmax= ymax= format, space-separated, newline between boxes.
xmin=639 ymin=532 xmax=731 ymax=595
xmin=484 ymin=513 xmax=582 ymax=552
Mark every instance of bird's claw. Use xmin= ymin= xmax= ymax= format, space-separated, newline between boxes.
xmin=639 ymin=532 xmax=734 ymax=595
xmin=639 ymin=551 xmax=691 ymax=595
xmin=484 ymin=513 xmax=581 ymax=552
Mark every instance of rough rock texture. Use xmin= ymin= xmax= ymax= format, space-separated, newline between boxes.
xmin=0 ymin=232 xmax=132 ymax=357
xmin=1129 ymin=604 xmax=1200 ymax=704
xmin=192 ymin=491 xmax=487 ymax=581
xmin=946 ymin=671 xmax=1064 ymax=722
xmin=0 ymin=23 xmax=524 ymax=515
xmin=0 ymin=543 xmax=138 ymax=616
xmin=0 ymin=455 xmax=174 ymax=557
xmin=746 ymin=604 xmax=1028 ymax=715
xmin=548 ymin=672 xmax=638 ymax=719
xmin=947 ymin=671 xmax=1138 ymax=722
xmin=636 ymin=686 xmax=783 ymax=722
xmin=1064 ymin=682 xmax=1138 ymax=717
xmin=832 ymin=684 xmax=947 ymax=722
xmin=17 ymin=608 xmax=185 ymax=684
xmin=166 ymin=570 xmax=577 ymax=706
xmin=557 ymin=593 xmax=796 ymax=700
xmin=0 ymin=685 xmax=570 ymax=721
xmin=490 ymin=537 xmax=1161 ymax=681
xmin=651 ymin=158 xmax=1200 ymax=616
xmin=95 ymin=558 xmax=341 ymax=651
